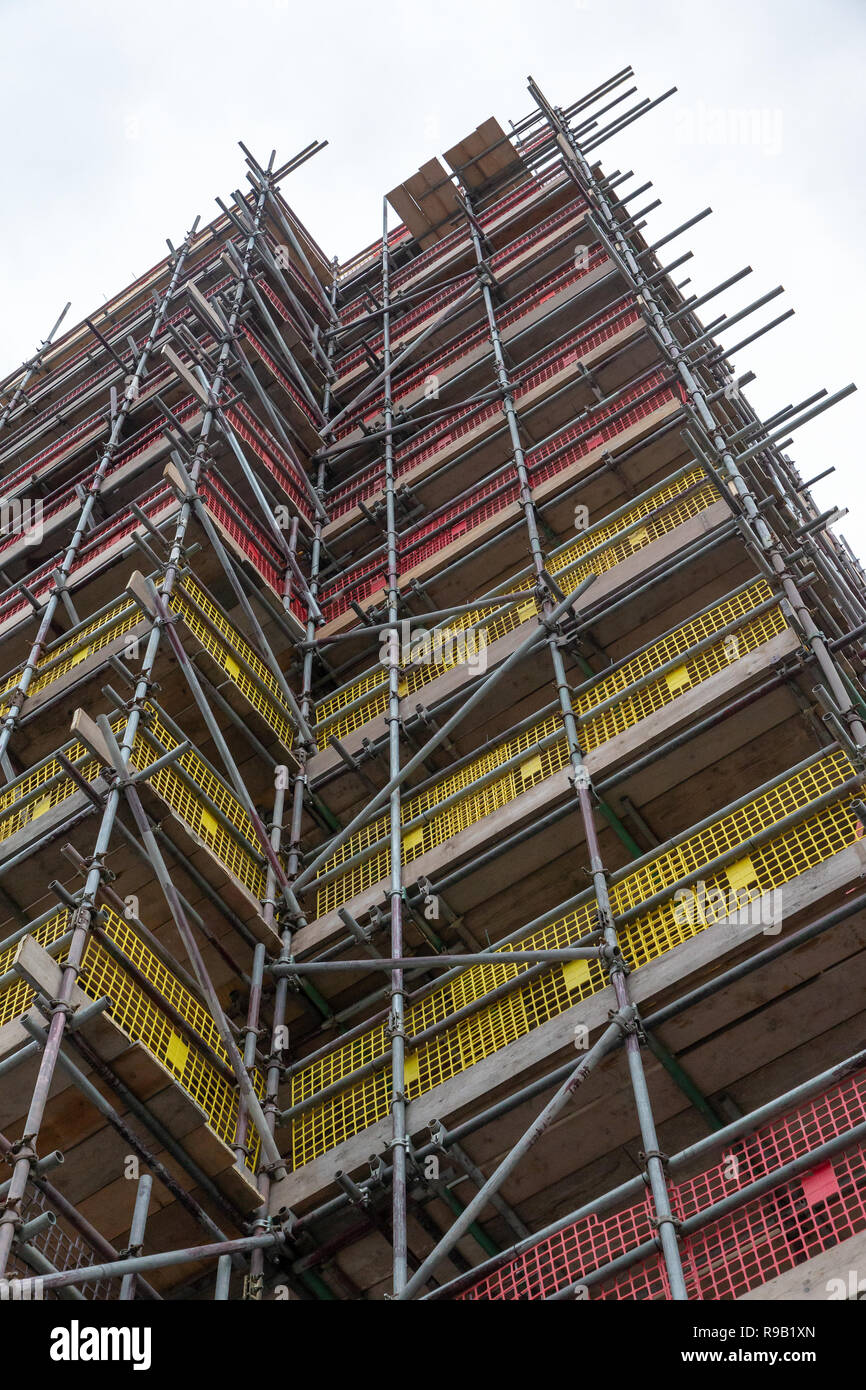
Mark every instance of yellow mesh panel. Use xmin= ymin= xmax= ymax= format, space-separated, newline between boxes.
xmin=0 ymin=707 xmax=269 ymax=903
xmin=290 ymin=750 xmax=859 ymax=1167
xmin=314 ymin=467 xmax=718 ymax=744
xmin=169 ymin=577 xmax=295 ymax=751
xmin=314 ymin=582 xmax=787 ymax=915
xmin=0 ymin=599 xmax=142 ymax=714
xmin=0 ymin=905 xmax=262 ymax=1168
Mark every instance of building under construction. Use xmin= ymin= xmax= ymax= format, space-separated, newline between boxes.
xmin=0 ymin=67 xmax=864 ymax=1305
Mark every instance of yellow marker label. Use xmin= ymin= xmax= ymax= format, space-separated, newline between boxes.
xmin=519 ymin=754 xmax=544 ymax=785
xmin=30 ymin=795 xmax=52 ymax=821
xmin=69 ymin=645 xmax=90 ymax=668
xmin=199 ymin=808 xmax=218 ymax=839
xmin=224 ymin=655 xmax=240 ymax=681
xmin=402 ymin=826 xmax=424 ymax=856
xmin=665 ymin=664 xmax=692 ymax=694
xmin=403 ymin=1051 xmax=420 ymax=1089
xmin=562 ymin=957 xmax=592 ymax=993
xmin=726 ymin=856 xmax=757 ymax=893
xmin=165 ymin=1031 xmax=190 ymax=1073
xmin=629 ymin=525 xmax=650 ymax=549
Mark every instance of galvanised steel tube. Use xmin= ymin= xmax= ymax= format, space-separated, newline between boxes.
xmin=291 ymin=886 xmax=866 ymax=1245
xmin=0 ymin=301 xmax=70 ymax=430
xmin=536 ymin=77 xmax=866 ymax=759
xmin=118 ymin=1174 xmax=152 ymax=1301
xmin=0 ymin=1130 xmax=160 ymax=1302
xmin=424 ymin=1028 xmax=866 ymax=1298
xmin=292 ymin=575 xmax=596 ymax=897
xmin=20 ymin=1017 xmax=245 ymax=1243
xmin=0 ymin=183 xmax=272 ymax=1277
xmin=466 ymin=181 xmax=688 ymax=1302
xmin=380 ymin=197 xmax=410 ymax=1295
xmin=308 ymin=588 xmax=783 ymax=893
xmin=546 ymin=1113 xmax=866 ymax=1301
xmin=31 ymin=1231 xmax=287 ymax=1294
xmin=396 ymin=1012 xmax=630 ymax=1299
xmin=252 ymin=264 xmax=343 ymax=1286
xmin=0 ymin=232 xmax=197 ymax=774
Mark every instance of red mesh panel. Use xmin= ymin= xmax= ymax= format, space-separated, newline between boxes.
xmin=459 ymin=1066 xmax=866 ymax=1300
xmin=339 ymin=164 xmax=566 ymax=321
xmin=332 ymin=246 xmax=608 ymax=442
xmin=319 ymin=366 xmax=678 ymax=622
xmin=224 ymin=402 xmax=314 ymax=524
xmin=241 ymin=325 xmax=323 ymax=430
xmin=326 ymin=297 xmax=640 ymax=520
xmin=335 ymin=196 xmax=587 ymax=379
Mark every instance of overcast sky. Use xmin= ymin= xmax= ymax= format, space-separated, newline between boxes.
xmin=1 ymin=0 xmax=864 ymax=554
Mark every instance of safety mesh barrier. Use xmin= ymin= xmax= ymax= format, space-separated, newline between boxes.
xmin=0 ymin=718 xmax=125 ymax=846
xmin=314 ymin=465 xmax=720 ymax=746
xmin=0 ymin=248 xmax=232 ymax=444
xmin=8 ymin=1184 xmax=118 ymax=1299
xmin=315 ymin=583 xmax=787 ymax=915
xmin=333 ymin=246 xmax=608 ymax=441
xmin=224 ymin=400 xmax=315 ymax=524
xmin=335 ymin=196 xmax=587 ymax=378
xmin=167 ymin=575 xmax=296 ymax=751
xmin=321 ymin=356 xmax=670 ymax=621
xmin=0 ymin=706 xmax=270 ymax=905
xmin=326 ymin=296 xmax=639 ymax=518
xmin=241 ymin=323 xmax=324 ymax=431
xmin=288 ymin=750 xmax=860 ymax=1168
xmin=128 ymin=707 xmax=269 ymax=900
xmin=0 ymin=597 xmax=141 ymax=716
xmin=0 ymin=574 xmax=297 ymax=752
xmin=339 ymin=164 xmax=566 ymax=302
xmin=0 ymin=485 xmax=178 ymax=632
xmin=460 ymin=1064 xmax=866 ymax=1300
xmin=0 ymin=905 xmax=261 ymax=1168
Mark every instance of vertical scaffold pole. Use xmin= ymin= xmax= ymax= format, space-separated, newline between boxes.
xmin=382 ymin=198 xmax=410 ymax=1295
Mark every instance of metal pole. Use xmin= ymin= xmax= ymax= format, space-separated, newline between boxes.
xmin=119 ymin=1175 xmax=153 ymax=1301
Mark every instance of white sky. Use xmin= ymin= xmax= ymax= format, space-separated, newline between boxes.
xmin=1 ymin=0 xmax=864 ymax=555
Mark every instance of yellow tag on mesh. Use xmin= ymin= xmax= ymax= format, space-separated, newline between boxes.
xmin=30 ymin=796 xmax=52 ymax=820
xmin=165 ymin=1031 xmax=190 ymax=1073
xmin=726 ymin=856 xmax=757 ymax=893
xmin=69 ymin=645 xmax=90 ymax=668
xmin=199 ymin=808 xmax=218 ymax=838
xmin=629 ymin=525 xmax=650 ymax=549
xmin=519 ymin=754 xmax=544 ymax=785
xmin=563 ymin=957 xmax=592 ymax=993
xmin=402 ymin=826 xmax=424 ymax=856
xmin=403 ymin=1051 xmax=420 ymax=1089
xmin=665 ymin=664 xmax=692 ymax=694
xmin=224 ymin=654 xmax=240 ymax=681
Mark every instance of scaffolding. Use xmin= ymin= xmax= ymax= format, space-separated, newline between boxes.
xmin=0 ymin=67 xmax=864 ymax=1303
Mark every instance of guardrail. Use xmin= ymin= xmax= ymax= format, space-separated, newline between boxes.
xmin=288 ymin=748 xmax=861 ymax=1171
xmin=0 ymin=902 xmax=261 ymax=1170
xmin=314 ymin=464 xmax=720 ymax=745
xmin=460 ymin=1061 xmax=866 ymax=1300
xmin=313 ymin=580 xmax=787 ymax=916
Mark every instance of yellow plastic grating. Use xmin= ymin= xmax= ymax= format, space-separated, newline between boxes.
xmin=290 ymin=750 xmax=860 ymax=1168
xmin=0 ymin=599 xmax=142 ymax=715
xmin=0 ymin=905 xmax=262 ymax=1169
xmin=314 ymin=583 xmax=786 ymax=916
xmin=0 ymin=573 xmax=298 ymax=757
xmin=0 ymin=706 xmax=271 ymax=904
xmin=128 ymin=706 xmax=269 ymax=900
xmin=168 ymin=576 xmax=295 ymax=752
xmin=314 ymin=467 xmax=718 ymax=745
xmin=0 ymin=717 xmax=129 ymax=845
